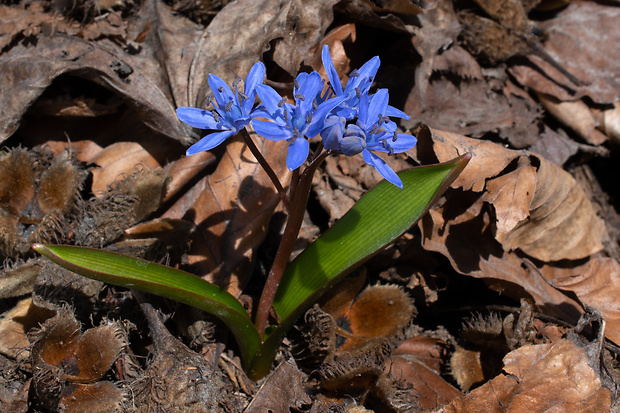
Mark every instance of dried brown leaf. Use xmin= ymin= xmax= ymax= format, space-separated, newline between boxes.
xmin=384 ymin=337 xmax=462 ymax=410
xmin=482 ymin=156 xmax=536 ymax=237
xmin=417 ymin=128 xmax=606 ymax=261
xmin=542 ymin=256 xmax=620 ymax=346
xmin=0 ymin=296 xmax=54 ymax=360
xmin=438 ymin=340 xmax=611 ymax=412
xmin=271 ymin=0 xmax=339 ymax=76
xmin=245 ymin=359 xmax=310 ymax=413
xmin=509 ymin=2 xmax=620 ymax=104
xmin=185 ymin=135 xmax=289 ymax=296
xmin=0 ymin=35 xmax=191 ymax=145
xmin=537 ymin=93 xmax=608 ymax=146
xmin=89 ymin=142 xmax=164 ymax=195
xmin=499 ymin=156 xmax=606 ymax=261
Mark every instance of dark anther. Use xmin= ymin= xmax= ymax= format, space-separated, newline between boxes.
xmin=218 ymin=86 xmax=224 ymax=93
xmin=283 ymin=111 xmax=289 ymax=121
xmin=388 ymin=147 xmax=394 ymax=156
xmin=225 ymin=101 xmax=234 ymax=112
xmin=205 ymin=95 xmax=213 ymax=107
xmin=294 ymin=93 xmax=305 ymax=101
xmin=278 ymin=98 xmax=287 ymax=107
xmin=312 ymin=99 xmax=318 ymax=111
xmin=369 ymin=124 xmax=379 ymax=135
xmin=294 ymin=79 xmax=300 ymax=89
xmin=350 ymin=69 xmax=360 ymax=78
xmin=377 ymin=114 xmax=384 ymax=126
xmin=232 ymin=77 xmax=242 ymax=87
xmin=382 ymin=138 xmax=388 ymax=148
xmin=355 ymin=87 xmax=362 ymax=99
xmin=239 ymin=91 xmax=249 ymax=100
xmin=212 ymin=111 xmax=220 ymax=122
xmin=392 ymin=132 xmax=398 ymax=142
xmin=306 ymin=113 xmax=313 ymax=124
xmin=293 ymin=127 xmax=300 ymax=138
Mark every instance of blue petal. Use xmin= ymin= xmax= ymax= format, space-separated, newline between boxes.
xmin=390 ymin=134 xmax=417 ymax=153
xmin=176 ymin=107 xmax=223 ymax=130
xmin=344 ymin=56 xmax=380 ymax=95
xmin=186 ymin=130 xmax=235 ymax=156
xmin=256 ymin=84 xmax=285 ymax=117
xmin=298 ymin=71 xmax=323 ymax=113
xmin=244 ymin=61 xmax=265 ymax=95
xmin=306 ymin=95 xmax=347 ymax=137
xmin=320 ymin=115 xmax=345 ymax=150
xmin=251 ymin=120 xmax=292 ymax=141
xmin=241 ymin=62 xmax=266 ymax=114
xmin=367 ymin=89 xmax=389 ymax=124
xmin=322 ymin=45 xmax=343 ymax=96
xmin=362 ymin=149 xmax=403 ymax=189
xmin=357 ymin=92 xmax=370 ymax=128
xmin=209 ymin=74 xmax=234 ymax=109
xmin=386 ymin=105 xmax=411 ymax=121
xmin=286 ymin=138 xmax=310 ymax=170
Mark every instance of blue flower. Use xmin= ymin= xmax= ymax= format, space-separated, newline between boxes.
xmin=321 ymin=45 xmax=380 ymax=119
xmin=321 ymin=45 xmax=412 ymax=121
xmin=320 ymin=89 xmax=417 ymax=189
xmin=252 ymin=71 xmax=346 ymax=170
xmin=176 ymin=61 xmax=266 ymax=156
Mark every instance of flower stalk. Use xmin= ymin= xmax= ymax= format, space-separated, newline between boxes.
xmin=254 ymin=148 xmax=329 ymax=337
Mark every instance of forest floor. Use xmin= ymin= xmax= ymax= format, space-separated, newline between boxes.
xmin=1 ymin=0 xmax=619 ymax=411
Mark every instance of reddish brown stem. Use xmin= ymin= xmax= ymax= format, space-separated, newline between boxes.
xmin=255 ymin=150 xmax=329 ymax=338
xmin=240 ymin=129 xmax=290 ymax=211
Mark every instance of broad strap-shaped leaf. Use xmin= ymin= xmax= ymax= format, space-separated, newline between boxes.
xmin=32 ymin=244 xmax=261 ymax=366
xmin=248 ymin=155 xmax=470 ymax=379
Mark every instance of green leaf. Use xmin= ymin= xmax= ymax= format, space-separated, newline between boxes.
xmin=248 ymin=154 xmax=469 ymax=379
xmin=32 ymin=244 xmax=261 ymax=366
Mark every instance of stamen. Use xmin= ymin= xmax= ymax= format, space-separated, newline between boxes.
xmin=232 ymin=77 xmax=242 ymax=87
xmin=278 ymin=98 xmax=287 ymax=107
xmin=388 ymin=147 xmax=394 ymax=156
xmin=382 ymin=138 xmax=388 ymax=148
xmin=294 ymin=93 xmax=305 ymax=101
xmin=212 ymin=111 xmax=220 ymax=122
xmin=377 ymin=114 xmax=384 ymax=126
xmin=239 ymin=92 xmax=249 ymax=100
xmin=369 ymin=124 xmax=379 ymax=135
xmin=350 ymin=69 xmax=360 ymax=77
xmin=392 ymin=132 xmax=398 ymax=142
xmin=218 ymin=86 xmax=224 ymax=93
xmin=205 ymin=95 xmax=213 ymax=107
xmin=225 ymin=101 xmax=234 ymax=112
xmin=293 ymin=127 xmax=300 ymax=138
xmin=294 ymin=79 xmax=300 ymax=89
xmin=355 ymin=87 xmax=362 ymax=99
xmin=306 ymin=113 xmax=313 ymax=124
xmin=312 ymin=99 xmax=318 ymax=111
xmin=283 ymin=110 xmax=289 ymax=121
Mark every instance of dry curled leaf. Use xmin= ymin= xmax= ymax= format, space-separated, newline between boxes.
xmin=437 ymin=340 xmax=611 ymax=412
xmin=542 ymin=256 xmax=620 ymax=346
xmin=508 ymin=1 xmax=620 ymax=105
xmin=385 ymin=337 xmax=462 ymax=410
xmin=244 ymin=359 xmax=310 ymax=413
xmin=417 ymin=127 xmax=606 ymax=262
xmin=184 ymin=135 xmax=289 ymax=296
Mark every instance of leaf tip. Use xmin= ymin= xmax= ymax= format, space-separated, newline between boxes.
xmin=32 ymin=243 xmax=45 ymax=253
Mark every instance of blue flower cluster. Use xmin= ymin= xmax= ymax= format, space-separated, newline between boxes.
xmin=176 ymin=46 xmax=417 ymax=188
